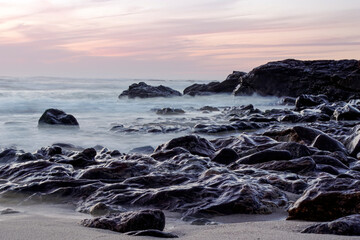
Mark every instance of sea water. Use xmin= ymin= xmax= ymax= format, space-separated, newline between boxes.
xmin=0 ymin=76 xmax=282 ymax=153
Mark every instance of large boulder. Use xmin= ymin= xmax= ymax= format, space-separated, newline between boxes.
xmin=38 ymin=109 xmax=79 ymax=127
xmin=345 ymin=125 xmax=360 ymax=157
xmin=302 ymin=214 xmax=360 ymax=236
xmin=233 ymin=59 xmax=360 ymax=101
xmin=288 ymin=177 xmax=360 ymax=221
xmin=184 ymin=71 xmax=246 ymax=96
xmin=81 ymin=209 xmax=165 ymax=233
xmin=119 ymin=82 xmax=181 ymax=98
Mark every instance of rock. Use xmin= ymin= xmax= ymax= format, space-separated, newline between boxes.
xmin=89 ymin=203 xmax=111 ymax=216
xmin=156 ymin=108 xmax=185 ymax=115
xmin=126 ymin=230 xmax=178 ymax=238
xmin=237 ymin=149 xmax=292 ymax=165
xmin=119 ymin=82 xmax=181 ymax=99
xmin=271 ymin=142 xmax=312 ymax=159
xmin=256 ymin=157 xmax=316 ymax=174
xmin=199 ymin=106 xmax=220 ymax=112
xmin=0 ymin=208 xmax=20 ymax=215
xmin=57 ymin=148 xmax=97 ymax=168
xmin=233 ymin=59 xmax=360 ymax=101
xmin=263 ymin=126 xmax=324 ymax=145
xmin=295 ymin=94 xmax=328 ymax=110
xmin=129 ymin=146 xmax=155 ymax=155
xmin=211 ymin=148 xmax=238 ymax=165
xmin=288 ymin=177 xmax=360 ymax=221
xmin=38 ymin=109 xmax=79 ymax=127
xmin=155 ymin=135 xmax=216 ymax=157
xmin=333 ymin=104 xmax=360 ymax=121
xmin=81 ymin=209 xmax=165 ymax=233
xmin=302 ymin=214 xmax=360 ymax=236
xmin=278 ymin=97 xmax=296 ymax=106
xmin=311 ymin=134 xmax=347 ymax=153
xmin=345 ymin=125 xmax=360 ymax=157
xmin=150 ymin=147 xmax=190 ymax=161
xmin=184 ymin=71 xmax=246 ymax=96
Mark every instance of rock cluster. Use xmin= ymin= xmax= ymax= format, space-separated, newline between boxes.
xmin=119 ymin=82 xmax=181 ymax=98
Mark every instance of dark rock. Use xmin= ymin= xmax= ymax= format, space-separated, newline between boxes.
xmin=256 ymin=157 xmax=316 ymax=174
xmin=333 ymin=104 xmax=360 ymax=121
xmin=233 ymin=59 xmax=360 ymax=101
xmin=345 ymin=125 xmax=360 ymax=157
xmin=38 ymin=109 xmax=79 ymax=127
xmin=295 ymin=94 xmax=328 ymax=110
xmin=81 ymin=209 xmax=165 ymax=233
xmin=0 ymin=208 xmax=20 ymax=215
xmin=57 ymin=148 xmax=97 ymax=168
xmin=271 ymin=142 xmax=312 ymax=159
xmin=126 ymin=230 xmax=178 ymax=238
xmin=184 ymin=71 xmax=246 ymax=96
xmin=0 ymin=149 xmax=20 ymax=163
xmin=279 ymin=96 xmax=296 ymax=106
xmin=89 ymin=202 xmax=110 ymax=216
xmin=312 ymin=155 xmax=349 ymax=169
xmin=263 ymin=126 xmax=324 ymax=145
xmin=119 ymin=82 xmax=181 ymax=99
xmin=129 ymin=146 xmax=155 ymax=155
xmin=151 ymin=147 xmax=190 ymax=161
xmin=199 ymin=106 xmax=220 ymax=112
xmin=211 ymin=148 xmax=238 ymax=165
xmin=156 ymin=108 xmax=185 ymax=115
xmin=302 ymin=214 xmax=360 ymax=236
xmin=237 ymin=149 xmax=292 ymax=165
xmin=311 ymin=134 xmax=347 ymax=153
xmin=288 ymin=177 xmax=360 ymax=221
xmin=155 ymin=135 xmax=216 ymax=158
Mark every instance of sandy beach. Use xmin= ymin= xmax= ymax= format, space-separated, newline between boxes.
xmin=0 ymin=204 xmax=358 ymax=240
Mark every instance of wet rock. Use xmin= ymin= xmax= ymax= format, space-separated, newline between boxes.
xmin=312 ymin=155 xmax=349 ymax=170
xmin=194 ymin=121 xmax=264 ymax=134
xmin=184 ymin=71 xmax=246 ymax=96
xmin=233 ymin=59 xmax=360 ymax=101
xmin=256 ymin=157 xmax=316 ymax=174
xmin=38 ymin=109 xmax=79 ymax=127
xmin=271 ymin=142 xmax=312 ymax=159
xmin=345 ymin=125 xmax=360 ymax=157
xmin=89 ymin=202 xmax=111 ymax=216
xmin=295 ymin=94 xmax=328 ymax=110
xmin=211 ymin=148 xmax=238 ymax=165
xmin=333 ymin=104 xmax=360 ymax=121
xmin=155 ymin=135 xmax=216 ymax=158
xmin=264 ymin=126 xmax=324 ymax=145
xmin=129 ymin=146 xmax=154 ymax=155
xmin=81 ymin=209 xmax=165 ymax=233
xmin=57 ymin=148 xmax=97 ymax=168
xmin=302 ymin=214 xmax=360 ymax=236
xmin=119 ymin=82 xmax=181 ymax=98
xmin=0 ymin=149 xmax=21 ymax=163
xmin=311 ymin=134 xmax=347 ymax=153
xmin=279 ymin=96 xmax=296 ymax=106
xmin=151 ymin=147 xmax=190 ymax=161
xmin=156 ymin=108 xmax=185 ymax=115
xmin=288 ymin=177 xmax=360 ymax=221
xmin=0 ymin=208 xmax=20 ymax=215
xmin=126 ymin=230 xmax=178 ymax=238
xmin=237 ymin=149 xmax=292 ymax=165
xmin=199 ymin=106 xmax=220 ymax=112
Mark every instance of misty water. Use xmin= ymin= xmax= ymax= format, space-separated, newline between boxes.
xmin=0 ymin=76 xmax=282 ymax=153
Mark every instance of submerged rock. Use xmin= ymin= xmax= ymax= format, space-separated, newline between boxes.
xmin=302 ymin=214 xmax=360 ymax=236
xmin=233 ymin=59 xmax=360 ymax=101
xmin=156 ymin=108 xmax=185 ymax=115
xmin=81 ymin=209 xmax=165 ymax=233
xmin=119 ymin=82 xmax=181 ymax=99
xmin=38 ymin=109 xmax=79 ymax=127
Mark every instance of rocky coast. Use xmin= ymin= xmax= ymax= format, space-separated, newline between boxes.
xmin=0 ymin=59 xmax=360 ymax=238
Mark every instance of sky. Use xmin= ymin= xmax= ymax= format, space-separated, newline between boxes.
xmin=0 ymin=0 xmax=359 ymax=80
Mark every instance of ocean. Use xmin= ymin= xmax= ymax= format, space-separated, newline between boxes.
xmin=0 ymin=76 xmax=281 ymax=153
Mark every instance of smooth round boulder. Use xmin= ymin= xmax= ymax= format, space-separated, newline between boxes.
xmin=38 ymin=109 xmax=79 ymax=127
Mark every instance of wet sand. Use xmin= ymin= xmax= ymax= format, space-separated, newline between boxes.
xmin=0 ymin=204 xmax=358 ymax=240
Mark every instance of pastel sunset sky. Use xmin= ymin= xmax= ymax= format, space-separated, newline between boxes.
xmin=1 ymin=0 xmax=359 ymax=80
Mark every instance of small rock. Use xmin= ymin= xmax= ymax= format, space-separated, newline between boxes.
xmin=38 ymin=109 xmax=79 ymax=127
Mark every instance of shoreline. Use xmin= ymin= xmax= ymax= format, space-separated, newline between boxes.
xmin=0 ymin=204 xmax=357 ymax=240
